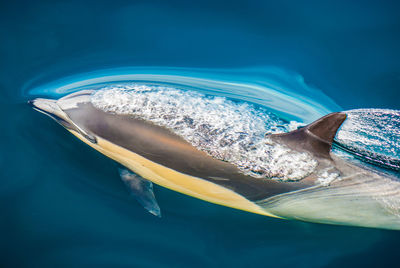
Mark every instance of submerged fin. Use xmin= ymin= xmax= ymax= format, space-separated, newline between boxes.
xmin=271 ymin=112 xmax=347 ymax=158
xmin=118 ymin=168 xmax=161 ymax=217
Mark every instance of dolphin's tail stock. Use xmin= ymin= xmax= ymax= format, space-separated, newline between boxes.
xmin=258 ymin=112 xmax=400 ymax=230
xmin=257 ymin=166 xmax=400 ymax=229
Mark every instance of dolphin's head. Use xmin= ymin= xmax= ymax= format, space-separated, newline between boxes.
xmin=29 ymin=90 xmax=97 ymax=143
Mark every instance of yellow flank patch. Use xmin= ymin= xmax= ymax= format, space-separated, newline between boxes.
xmin=69 ymin=130 xmax=281 ymax=219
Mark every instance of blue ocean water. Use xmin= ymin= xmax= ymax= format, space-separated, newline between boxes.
xmin=1 ymin=1 xmax=400 ymax=267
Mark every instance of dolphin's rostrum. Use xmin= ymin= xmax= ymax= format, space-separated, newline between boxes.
xmin=30 ymin=89 xmax=400 ymax=230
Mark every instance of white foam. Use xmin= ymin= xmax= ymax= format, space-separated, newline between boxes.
xmin=317 ymin=169 xmax=340 ymax=186
xmin=91 ymin=84 xmax=318 ymax=181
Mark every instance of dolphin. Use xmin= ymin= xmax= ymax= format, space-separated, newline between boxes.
xmin=30 ymin=89 xmax=400 ymax=230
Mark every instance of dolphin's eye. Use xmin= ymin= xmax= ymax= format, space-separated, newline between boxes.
xmin=82 ymin=133 xmax=97 ymax=144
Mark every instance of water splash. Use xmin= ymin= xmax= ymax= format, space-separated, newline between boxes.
xmin=91 ymin=84 xmax=318 ymax=181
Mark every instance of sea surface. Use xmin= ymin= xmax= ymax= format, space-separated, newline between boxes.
xmin=1 ymin=1 xmax=400 ymax=267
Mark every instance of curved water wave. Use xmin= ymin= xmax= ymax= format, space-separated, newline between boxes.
xmin=25 ymin=66 xmax=341 ymax=122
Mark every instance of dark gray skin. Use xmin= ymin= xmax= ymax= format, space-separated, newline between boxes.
xmin=31 ymin=90 xmax=400 ymax=229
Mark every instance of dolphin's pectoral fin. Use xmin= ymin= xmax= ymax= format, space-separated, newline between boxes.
xmin=118 ymin=168 xmax=161 ymax=217
xmin=271 ymin=112 xmax=347 ymax=158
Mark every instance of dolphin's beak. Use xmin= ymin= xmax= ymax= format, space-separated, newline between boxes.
xmin=29 ymin=97 xmax=97 ymax=144
xmin=29 ymin=98 xmax=68 ymax=121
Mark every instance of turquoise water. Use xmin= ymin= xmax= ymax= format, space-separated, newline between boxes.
xmin=1 ymin=1 xmax=400 ymax=267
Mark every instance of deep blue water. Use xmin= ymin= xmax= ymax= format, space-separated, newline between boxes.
xmin=1 ymin=1 xmax=400 ymax=267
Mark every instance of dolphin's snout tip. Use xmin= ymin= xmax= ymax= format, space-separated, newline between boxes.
xmin=30 ymin=98 xmax=56 ymax=108
xmin=29 ymin=98 xmax=62 ymax=118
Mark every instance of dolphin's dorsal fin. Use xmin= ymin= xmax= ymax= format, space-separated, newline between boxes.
xmin=270 ymin=112 xmax=347 ymax=158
